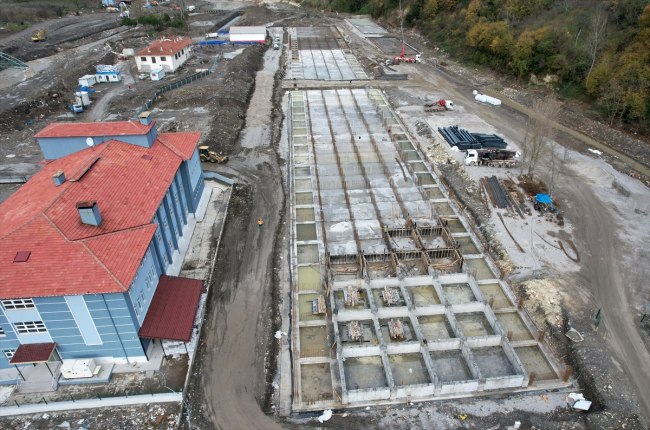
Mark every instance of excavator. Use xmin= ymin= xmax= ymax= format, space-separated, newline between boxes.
xmin=31 ymin=30 xmax=47 ymax=42
xmin=199 ymin=146 xmax=228 ymax=163
xmin=424 ymin=99 xmax=454 ymax=112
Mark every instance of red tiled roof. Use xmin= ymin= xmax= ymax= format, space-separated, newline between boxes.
xmin=158 ymin=132 xmax=201 ymax=160
xmin=135 ymin=38 xmax=193 ymax=57
xmin=33 ymin=121 xmax=154 ymax=138
xmin=84 ymin=225 xmax=157 ymax=286
xmin=138 ymin=276 xmax=202 ymax=342
xmin=0 ymin=217 xmax=123 ymax=299
xmin=0 ymin=127 xmax=202 ymax=299
xmin=45 ymin=139 xmax=183 ymax=241
xmin=10 ymin=342 xmax=58 ymax=364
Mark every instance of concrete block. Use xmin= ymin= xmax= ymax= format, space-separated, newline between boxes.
xmin=484 ymin=375 xmax=524 ymax=390
xmin=396 ymin=384 xmax=435 ymax=399
xmin=439 ymin=380 xmax=479 ymax=395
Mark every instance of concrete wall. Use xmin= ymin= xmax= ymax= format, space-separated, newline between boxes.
xmin=484 ymin=375 xmax=525 ymax=390
xmin=466 ymin=336 xmax=502 ymax=348
xmin=439 ymin=380 xmax=479 ymax=395
xmin=347 ymin=387 xmax=391 ymax=402
xmin=396 ymin=383 xmax=435 ymax=399
xmin=341 ymin=346 xmax=381 ymax=357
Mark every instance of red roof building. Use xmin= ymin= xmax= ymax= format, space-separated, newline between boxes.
xmin=0 ymin=118 xmax=209 ymax=371
xmin=0 ymin=129 xmax=203 ymax=299
xmin=135 ymin=38 xmax=194 ymax=73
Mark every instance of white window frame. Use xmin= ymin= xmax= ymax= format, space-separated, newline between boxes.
xmin=3 ymin=349 xmax=16 ymax=360
xmin=2 ymin=298 xmax=35 ymax=310
xmin=137 ymin=298 xmax=143 ymax=310
xmin=0 ymin=326 xmax=5 ymax=337
xmin=14 ymin=321 xmax=47 ymax=334
xmin=140 ymin=290 xmax=146 ymax=304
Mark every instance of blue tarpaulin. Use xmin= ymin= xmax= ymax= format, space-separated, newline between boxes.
xmin=535 ymin=194 xmax=553 ymax=210
xmin=199 ymin=40 xmax=228 ymax=45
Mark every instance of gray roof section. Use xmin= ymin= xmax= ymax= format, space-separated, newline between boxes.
xmin=229 ymin=26 xmax=267 ymax=34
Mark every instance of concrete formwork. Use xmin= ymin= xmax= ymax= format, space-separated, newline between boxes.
xmin=287 ymin=89 xmax=568 ymax=412
xmin=288 ymin=27 xmax=368 ymax=80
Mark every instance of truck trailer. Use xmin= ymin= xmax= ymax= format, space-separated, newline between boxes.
xmin=464 ymin=148 xmax=519 ymax=167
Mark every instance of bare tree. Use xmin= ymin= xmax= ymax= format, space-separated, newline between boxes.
xmin=547 ymin=141 xmax=573 ymax=199
xmin=562 ymin=0 xmax=574 ymax=14
xmin=598 ymin=81 xmax=626 ymax=126
xmin=585 ymin=9 xmax=608 ymax=85
xmin=519 ymin=96 xmax=562 ymax=180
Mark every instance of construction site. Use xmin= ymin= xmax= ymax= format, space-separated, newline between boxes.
xmin=1 ymin=1 xmax=650 ymax=429
xmin=286 ymin=87 xmax=568 ymax=411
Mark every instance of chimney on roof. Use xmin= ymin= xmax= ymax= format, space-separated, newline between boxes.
xmin=138 ymin=111 xmax=152 ymax=126
xmin=170 ymin=47 xmax=173 ymax=53
xmin=160 ymin=46 xmax=163 ymax=51
xmin=76 ymin=201 xmax=102 ymax=226
xmin=148 ymin=48 xmax=151 ymax=53
xmin=53 ymin=170 xmax=65 ymax=186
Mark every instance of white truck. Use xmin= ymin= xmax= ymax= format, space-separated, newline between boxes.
xmin=464 ymin=149 xmax=519 ymax=167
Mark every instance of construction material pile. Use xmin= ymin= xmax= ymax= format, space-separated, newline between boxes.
xmin=438 ymin=126 xmax=507 ymax=150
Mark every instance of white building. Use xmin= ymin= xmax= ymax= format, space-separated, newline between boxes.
xmin=135 ymin=38 xmax=193 ymax=73
xmin=229 ymin=26 xmax=267 ymax=44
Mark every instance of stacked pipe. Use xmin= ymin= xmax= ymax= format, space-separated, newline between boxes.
xmin=471 ymin=133 xmax=507 ymax=149
xmin=437 ymin=126 xmax=479 ymax=150
xmin=487 ymin=176 xmax=509 ymax=208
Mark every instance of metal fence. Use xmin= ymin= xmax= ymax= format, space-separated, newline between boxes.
xmin=132 ymin=52 xmax=223 ymax=119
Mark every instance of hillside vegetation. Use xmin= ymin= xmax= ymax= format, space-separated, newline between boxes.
xmin=310 ymin=0 xmax=650 ymax=135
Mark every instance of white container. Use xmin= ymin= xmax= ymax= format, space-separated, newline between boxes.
xmin=60 ymin=359 xmax=99 ymax=379
xmin=78 ymin=74 xmax=96 ymax=87
xmin=472 ymin=90 xmax=478 ymax=95
xmin=150 ymin=67 xmax=165 ymax=81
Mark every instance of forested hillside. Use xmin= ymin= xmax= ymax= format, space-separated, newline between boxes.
xmin=308 ymin=0 xmax=650 ymax=134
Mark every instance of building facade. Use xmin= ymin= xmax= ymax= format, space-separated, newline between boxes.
xmin=135 ymin=38 xmax=193 ymax=73
xmin=0 ymin=116 xmax=206 ymax=373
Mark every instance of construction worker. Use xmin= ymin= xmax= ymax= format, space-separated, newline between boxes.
xmin=128 ymin=83 xmax=131 ymax=90
xmin=258 ymin=219 xmax=263 ymax=229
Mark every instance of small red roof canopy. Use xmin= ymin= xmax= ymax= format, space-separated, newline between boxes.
xmin=139 ymin=276 xmax=202 ymax=342
xmin=10 ymin=342 xmax=58 ymax=364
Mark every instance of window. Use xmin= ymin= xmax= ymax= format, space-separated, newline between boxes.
xmin=147 ymin=249 xmax=151 ymax=258
xmin=0 ymin=326 xmax=5 ymax=337
xmin=175 ymin=53 xmax=179 ymax=59
xmin=164 ymin=218 xmax=168 ymax=229
xmin=169 ymin=239 xmax=173 ymax=250
xmin=163 ymin=253 xmax=168 ymax=264
xmin=140 ymin=259 xmax=144 ymax=268
xmin=151 ymin=57 xmax=156 ymax=64
xmin=137 ymin=298 xmax=143 ymax=310
xmin=129 ymin=281 xmax=135 ymax=293
xmin=3 ymin=349 xmax=16 ymax=360
xmin=161 ymin=56 xmax=166 ymax=61
xmin=146 ymin=275 xmax=152 ymax=291
xmin=134 ymin=307 xmax=139 ymax=318
xmin=2 ymin=298 xmax=35 ymax=310
xmin=173 ymin=226 xmax=178 ymax=236
xmin=140 ymin=290 xmax=146 ymax=303
xmin=157 ymin=231 xmax=163 ymax=243
xmin=14 ymin=321 xmax=47 ymax=334
xmin=141 ymin=57 xmax=147 ymax=62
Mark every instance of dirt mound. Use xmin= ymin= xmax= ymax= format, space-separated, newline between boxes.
xmin=203 ymin=44 xmax=267 ymax=154
xmin=518 ymin=278 xmax=563 ymax=327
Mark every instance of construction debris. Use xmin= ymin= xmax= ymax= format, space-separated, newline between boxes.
xmin=382 ymin=286 xmax=404 ymax=306
xmin=388 ymin=319 xmax=405 ymax=340
xmin=312 ymin=295 xmax=326 ymax=315
xmin=344 ymin=285 xmax=360 ymax=306
xmin=347 ymin=321 xmax=363 ymax=341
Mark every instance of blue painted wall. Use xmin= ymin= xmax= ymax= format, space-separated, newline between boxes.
xmin=37 ymin=126 xmax=158 ymax=160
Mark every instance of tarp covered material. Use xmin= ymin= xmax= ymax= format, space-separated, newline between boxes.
xmin=535 ymin=193 xmax=553 ymax=208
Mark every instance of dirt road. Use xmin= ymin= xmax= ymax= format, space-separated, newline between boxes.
xmin=183 ymin=39 xmax=285 ymax=429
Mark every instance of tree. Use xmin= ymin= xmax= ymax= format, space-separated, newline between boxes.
xmin=546 ymin=141 xmax=572 ymax=199
xmin=519 ymin=96 xmax=561 ymax=180
xmin=585 ymin=9 xmax=608 ymax=85
xmin=598 ymin=81 xmax=626 ymax=126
